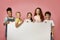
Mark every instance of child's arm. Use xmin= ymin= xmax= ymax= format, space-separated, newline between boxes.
xmin=15 ymin=19 xmax=23 ymax=28
xmin=51 ymin=20 xmax=55 ymax=37
xmin=17 ymin=20 xmax=23 ymax=27
xmin=51 ymin=26 xmax=54 ymax=37
xmin=3 ymin=17 xmax=10 ymax=25
xmin=3 ymin=21 xmax=10 ymax=25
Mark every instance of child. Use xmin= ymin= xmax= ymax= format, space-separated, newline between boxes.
xmin=24 ymin=12 xmax=33 ymax=23
xmin=15 ymin=12 xmax=23 ymax=28
xmin=44 ymin=11 xmax=55 ymax=40
xmin=34 ymin=7 xmax=44 ymax=23
xmin=4 ymin=7 xmax=15 ymax=25
xmin=3 ymin=7 xmax=15 ymax=39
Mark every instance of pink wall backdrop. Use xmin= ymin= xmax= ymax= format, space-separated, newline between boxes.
xmin=0 ymin=0 xmax=60 ymax=40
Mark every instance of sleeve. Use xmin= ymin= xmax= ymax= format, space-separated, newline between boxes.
xmin=51 ymin=20 xmax=55 ymax=27
xmin=4 ymin=17 xmax=8 ymax=23
xmin=34 ymin=16 xmax=35 ymax=20
xmin=15 ymin=18 xmax=19 ymax=23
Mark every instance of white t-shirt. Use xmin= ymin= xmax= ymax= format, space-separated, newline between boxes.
xmin=24 ymin=19 xmax=31 ymax=23
xmin=4 ymin=17 xmax=15 ymax=23
xmin=34 ymin=15 xmax=41 ymax=23
xmin=44 ymin=20 xmax=55 ymax=27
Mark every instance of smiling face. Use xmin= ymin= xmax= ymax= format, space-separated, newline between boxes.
xmin=16 ymin=12 xmax=21 ymax=18
xmin=27 ymin=13 xmax=32 ymax=19
xmin=45 ymin=12 xmax=51 ymax=20
xmin=45 ymin=14 xmax=51 ymax=20
xmin=36 ymin=9 xmax=40 ymax=15
xmin=7 ymin=11 xmax=12 ymax=17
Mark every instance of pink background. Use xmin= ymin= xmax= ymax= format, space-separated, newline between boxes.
xmin=0 ymin=0 xmax=60 ymax=40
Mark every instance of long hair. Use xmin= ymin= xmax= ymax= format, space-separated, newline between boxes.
xmin=34 ymin=7 xmax=44 ymax=21
xmin=27 ymin=12 xmax=33 ymax=22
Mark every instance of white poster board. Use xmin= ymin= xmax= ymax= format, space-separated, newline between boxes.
xmin=7 ymin=22 xmax=51 ymax=40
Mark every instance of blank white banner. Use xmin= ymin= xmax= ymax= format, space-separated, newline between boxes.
xmin=7 ymin=22 xmax=51 ymax=40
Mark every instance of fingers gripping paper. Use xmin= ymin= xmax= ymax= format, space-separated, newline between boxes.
xmin=7 ymin=22 xmax=51 ymax=40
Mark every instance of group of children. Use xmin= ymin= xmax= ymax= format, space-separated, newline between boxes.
xmin=4 ymin=7 xmax=55 ymax=40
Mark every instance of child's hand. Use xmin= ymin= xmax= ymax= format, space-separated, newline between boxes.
xmin=51 ymin=31 xmax=54 ymax=37
xmin=3 ymin=21 xmax=10 ymax=25
xmin=52 ymin=33 xmax=53 ymax=37
xmin=6 ymin=21 xmax=10 ymax=24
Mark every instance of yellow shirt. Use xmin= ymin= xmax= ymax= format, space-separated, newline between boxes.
xmin=15 ymin=18 xmax=22 ymax=24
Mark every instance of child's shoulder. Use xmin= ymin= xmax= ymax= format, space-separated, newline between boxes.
xmin=15 ymin=18 xmax=19 ymax=21
xmin=49 ymin=20 xmax=54 ymax=22
xmin=44 ymin=19 xmax=54 ymax=22
xmin=5 ymin=16 xmax=8 ymax=19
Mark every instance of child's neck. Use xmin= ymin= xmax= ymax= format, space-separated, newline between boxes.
xmin=27 ymin=18 xmax=30 ymax=20
xmin=37 ymin=14 xmax=39 ymax=16
xmin=36 ymin=15 xmax=40 ymax=17
xmin=8 ymin=16 xmax=13 ymax=18
xmin=46 ymin=18 xmax=50 ymax=20
xmin=19 ymin=18 xmax=21 ymax=19
xmin=16 ymin=17 xmax=20 ymax=19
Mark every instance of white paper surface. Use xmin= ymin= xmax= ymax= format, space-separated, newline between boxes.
xmin=7 ymin=22 xmax=51 ymax=40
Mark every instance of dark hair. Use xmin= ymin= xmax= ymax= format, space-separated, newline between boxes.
xmin=6 ymin=7 xmax=12 ymax=13
xmin=34 ymin=7 xmax=44 ymax=21
xmin=45 ymin=11 xmax=51 ymax=16
xmin=27 ymin=12 xmax=33 ymax=22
